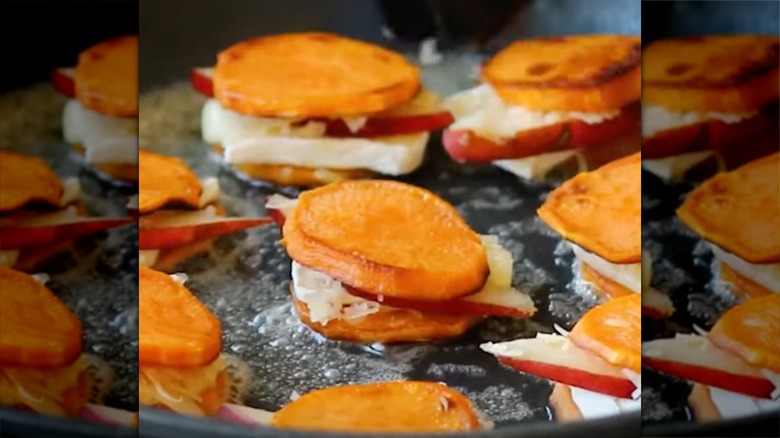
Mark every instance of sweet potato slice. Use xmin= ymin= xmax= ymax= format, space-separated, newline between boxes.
xmin=272 ymin=381 xmax=481 ymax=432
xmin=709 ymin=294 xmax=780 ymax=373
xmin=74 ymin=35 xmax=138 ymax=117
xmin=569 ymin=294 xmax=641 ymax=372
xmin=719 ymin=263 xmax=772 ymax=299
xmin=292 ymin=294 xmax=480 ymax=344
xmin=538 ymin=152 xmax=641 ymax=264
xmin=213 ymin=33 xmax=420 ymax=117
xmin=283 ymin=180 xmax=489 ymax=301
xmin=138 ymin=150 xmax=202 ymax=214
xmin=581 ymin=263 xmax=634 ymax=300
xmin=677 ymin=153 xmax=780 ymax=264
xmin=138 ymin=267 xmax=221 ymax=367
xmin=0 ymin=267 xmax=82 ymax=367
xmin=0 ymin=150 xmax=63 ymax=212
xmin=483 ymin=35 xmax=641 ymax=112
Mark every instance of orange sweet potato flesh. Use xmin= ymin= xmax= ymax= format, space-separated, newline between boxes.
xmin=538 ymin=152 xmax=641 ymax=264
xmin=139 ymin=267 xmax=221 ymax=367
xmin=709 ymin=294 xmax=780 ymax=373
xmin=213 ymin=33 xmax=420 ymax=117
xmin=283 ymin=180 xmax=489 ymax=301
xmin=643 ymin=35 xmax=780 ymax=113
xmin=138 ymin=150 xmax=202 ymax=214
xmin=0 ymin=267 xmax=82 ymax=367
xmin=483 ymin=35 xmax=641 ymax=112
xmin=569 ymin=294 xmax=641 ymax=372
xmin=74 ymin=35 xmax=138 ymax=117
xmin=581 ymin=263 xmax=634 ymax=300
xmin=719 ymin=263 xmax=772 ymax=299
xmin=272 ymin=381 xmax=482 ymax=432
xmin=677 ymin=153 xmax=780 ymax=263
xmin=0 ymin=150 xmax=63 ymax=213
xmin=292 ymin=294 xmax=480 ymax=344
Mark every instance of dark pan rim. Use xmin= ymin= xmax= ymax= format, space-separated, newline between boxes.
xmin=0 ymin=407 xmax=137 ymax=438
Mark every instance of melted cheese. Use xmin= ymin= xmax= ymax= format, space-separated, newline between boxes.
xmin=291 ymin=235 xmax=519 ymax=325
xmin=708 ymin=386 xmax=780 ymax=420
xmin=222 ymin=133 xmax=429 ymax=175
xmin=571 ymin=244 xmax=641 ymax=293
xmin=198 ymin=178 xmax=221 ymax=208
xmin=60 ymin=178 xmax=82 ymax=207
xmin=710 ymin=244 xmax=780 ymax=293
xmin=0 ymin=356 xmax=85 ymax=417
xmin=444 ymin=84 xmax=619 ymax=143
xmin=139 ymin=355 xmax=224 ymax=416
xmin=570 ymin=387 xmax=641 ymax=420
xmin=641 ymin=151 xmax=720 ymax=181
xmin=63 ymin=99 xmax=137 ymax=164
xmin=0 ymin=250 xmax=20 ymax=267
xmin=138 ymin=250 xmax=159 ymax=268
xmin=493 ymin=150 xmax=583 ymax=180
xmin=642 ymin=104 xmax=756 ymax=139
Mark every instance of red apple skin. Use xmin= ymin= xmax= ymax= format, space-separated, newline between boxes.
xmin=51 ymin=68 xmax=76 ymax=98
xmin=190 ymin=68 xmax=215 ymax=98
xmin=497 ymin=356 xmax=636 ymax=398
xmin=643 ymin=357 xmax=775 ymax=399
xmin=344 ymin=285 xmax=532 ymax=318
xmin=0 ymin=218 xmax=133 ymax=250
xmin=267 ymin=208 xmax=286 ymax=228
xmin=319 ymin=112 xmax=455 ymax=138
xmin=139 ymin=217 xmax=272 ymax=249
xmin=642 ymin=306 xmax=672 ymax=319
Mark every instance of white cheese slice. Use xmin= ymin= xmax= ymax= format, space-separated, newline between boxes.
xmin=59 ymin=178 xmax=82 ymax=207
xmin=709 ymin=386 xmax=780 ymax=420
xmin=444 ymin=84 xmax=619 ymax=143
xmin=0 ymin=250 xmax=20 ymax=267
xmin=493 ymin=150 xmax=583 ymax=181
xmin=710 ymin=244 xmax=780 ymax=293
xmin=641 ymin=151 xmax=720 ymax=181
xmin=139 ymin=250 xmax=159 ymax=267
xmin=198 ymin=178 xmax=221 ymax=208
xmin=571 ymin=243 xmax=641 ymax=294
xmin=63 ymin=99 xmax=138 ymax=144
xmin=84 ymin=136 xmax=138 ymax=164
xmin=291 ymin=235 xmax=530 ymax=325
xmin=570 ymin=387 xmax=641 ymax=420
xmin=223 ymin=133 xmax=429 ymax=175
xmin=642 ymin=104 xmax=756 ymax=139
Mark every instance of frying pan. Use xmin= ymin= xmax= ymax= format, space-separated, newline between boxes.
xmin=137 ymin=0 xmax=642 ymax=437
xmin=641 ymin=1 xmax=780 ymax=436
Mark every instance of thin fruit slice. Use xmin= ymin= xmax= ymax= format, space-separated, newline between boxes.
xmin=0 ymin=150 xmax=63 ymax=212
xmin=643 ymin=334 xmax=775 ymax=399
xmin=213 ymin=33 xmax=420 ymax=117
xmin=0 ymin=208 xmax=132 ymax=250
xmin=0 ymin=267 xmax=82 ymax=366
xmin=483 ymin=35 xmax=641 ymax=112
xmin=677 ymin=153 xmax=780 ymax=264
xmin=538 ymin=152 xmax=641 ymax=264
xmin=642 ymin=288 xmax=675 ymax=319
xmin=190 ymin=68 xmax=214 ymax=98
xmin=283 ymin=180 xmax=489 ymax=301
xmin=138 ymin=150 xmax=202 ymax=214
xmin=708 ymin=294 xmax=780 ymax=373
xmin=79 ymin=404 xmax=138 ymax=427
xmin=569 ymin=294 xmax=641 ymax=372
xmin=139 ymin=207 xmax=272 ymax=249
xmin=139 ymin=267 xmax=221 ymax=367
xmin=74 ymin=35 xmax=138 ymax=117
xmin=271 ymin=381 xmax=482 ymax=432
xmin=216 ymin=404 xmax=273 ymax=425
xmin=482 ymin=334 xmax=635 ymax=398
xmin=51 ymin=68 xmax=76 ymax=98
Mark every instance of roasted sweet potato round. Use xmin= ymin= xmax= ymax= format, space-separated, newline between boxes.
xmin=213 ymin=33 xmax=420 ymax=117
xmin=283 ymin=180 xmax=489 ymax=301
xmin=292 ymin=294 xmax=480 ymax=344
xmin=74 ymin=35 xmax=138 ymax=117
xmin=272 ymin=380 xmax=482 ymax=432
xmin=0 ymin=150 xmax=63 ymax=213
xmin=138 ymin=150 xmax=202 ymax=214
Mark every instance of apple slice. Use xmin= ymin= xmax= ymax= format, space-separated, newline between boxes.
xmin=320 ymin=112 xmax=454 ymax=138
xmin=79 ymin=404 xmax=138 ymax=427
xmin=216 ymin=403 xmax=273 ymax=425
xmin=642 ymin=288 xmax=675 ymax=319
xmin=139 ymin=207 xmax=272 ymax=249
xmin=0 ymin=209 xmax=132 ymax=250
xmin=643 ymin=334 xmax=775 ymax=399
xmin=265 ymin=194 xmax=297 ymax=227
xmin=51 ymin=67 xmax=76 ymax=98
xmin=190 ymin=67 xmax=215 ymax=98
xmin=344 ymin=284 xmax=535 ymax=318
xmin=481 ymin=334 xmax=636 ymax=398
